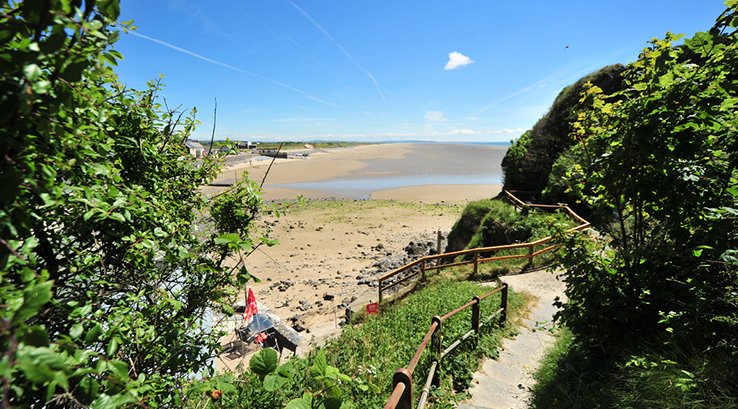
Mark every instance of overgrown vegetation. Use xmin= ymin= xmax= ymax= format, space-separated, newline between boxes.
xmin=445 ymin=199 xmax=573 ymax=275
xmin=533 ymin=328 xmax=738 ymax=408
xmin=0 ymin=1 xmax=270 ymax=406
xmin=530 ymin=3 xmax=738 ymax=407
xmin=186 ymin=279 xmax=524 ymax=408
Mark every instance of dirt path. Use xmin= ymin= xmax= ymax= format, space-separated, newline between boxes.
xmin=458 ymin=269 xmax=566 ymax=409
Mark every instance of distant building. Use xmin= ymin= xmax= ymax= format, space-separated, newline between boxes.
xmin=237 ymin=141 xmax=258 ymax=150
xmin=185 ymin=140 xmax=205 ymax=158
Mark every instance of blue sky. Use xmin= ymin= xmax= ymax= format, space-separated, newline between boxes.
xmin=115 ymin=1 xmax=728 ymax=142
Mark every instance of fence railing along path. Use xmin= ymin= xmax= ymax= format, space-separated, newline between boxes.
xmin=381 ymin=191 xmax=590 ymax=409
xmin=377 ymin=190 xmax=590 ymax=303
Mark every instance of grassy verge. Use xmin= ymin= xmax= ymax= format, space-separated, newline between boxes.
xmin=531 ymin=328 xmax=738 ymax=409
xmin=321 ymin=278 xmax=526 ymax=408
xmin=186 ymin=278 xmax=526 ymax=408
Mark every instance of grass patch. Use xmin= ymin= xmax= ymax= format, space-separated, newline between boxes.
xmin=321 ymin=278 xmax=526 ymax=408
xmin=531 ymin=328 xmax=738 ymax=409
xmin=187 ymin=279 xmax=527 ymax=408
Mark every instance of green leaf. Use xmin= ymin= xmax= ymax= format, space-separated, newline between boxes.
xmin=109 ymin=359 xmax=129 ymax=380
xmin=214 ymin=233 xmax=240 ymax=245
xmin=323 ymin=397 xmax=343 ymax=409
xmin=97 ymin=0 xmax=121 ymax=20
xmin=277 ymin=361 xmax=295 ymax=378
xmin=285 ymin=396 xmax=313 ymax=409
xmin=107 ymin=337 xmax=119 ymax=356
xmin=23 ymin=326 xmax=50 ymax=347
xmin=61 ymin=60 xmax=88 ymax=82
xmin=70 ymin=323 xmax=84 ymax=339
xmin=12 ymin=280 xmax=53 ymax=325
xmin=23 ymin=64 xmax=41 ymax=82
xmin=263 ymin=373 xmax=288 ymax=392
xmin=16 ymin=346 xmax=68 ymax=384
xmin=310 ymin=350 xmax=328 ymax=378
xmin=108 ymin=212 xmax=125 ymax=222
xmin=249 ymin=348 xmax=278 ymax=377
xmin=85 ymin=323 xmax=103 ymax=343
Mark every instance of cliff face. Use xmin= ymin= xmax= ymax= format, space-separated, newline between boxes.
xmin=501 ymin=64 xmax=626 ymax=195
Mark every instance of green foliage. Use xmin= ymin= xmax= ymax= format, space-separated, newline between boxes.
xmin=249 ymin=348 xmax=280 ymax=377
xmin=466 ymin=204 xmax=571 ymax=251
xmin=531 ymin=328 xmax=738 ymax=408
xmin=547 ymin=2 xmax=738 ymax=402
xmin=501 ymin=65 xmax=625 ymax=193
xmin=0 ymin=1 xmax=269 ymax=406
xmin=445 ymin=199 xmax=502 ymax=252
xmin=187 ymin=280 xmax=523 ymax=408
xmin=447 ymin=199 xmax=573 ymax=274
xmin=320 ymin=279 xmax=524 ymax=407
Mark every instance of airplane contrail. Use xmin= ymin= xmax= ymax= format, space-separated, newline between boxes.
xmin=129 ymin=31 xmax=337 ymax=108
xmin=475 ymin=80 xmax=547 ymax=115
xmin=287 ymin=0 xmax=386 ymax=104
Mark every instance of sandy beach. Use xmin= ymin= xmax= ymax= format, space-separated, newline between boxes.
xmin=212 ymin=143 xmax=506 ymax=369
xmin=205 ymin=143 xmax=506 ymax=202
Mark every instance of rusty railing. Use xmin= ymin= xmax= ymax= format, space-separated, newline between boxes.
xmin=377 ymin=190 xmax=590 ymax=303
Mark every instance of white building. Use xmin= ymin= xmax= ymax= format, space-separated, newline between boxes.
xmin=185 ymin=140 xmax=205 ymax=158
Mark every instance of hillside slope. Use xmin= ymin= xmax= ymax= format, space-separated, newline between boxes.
xmin=500 ymin=64 xmax=625 ymax=195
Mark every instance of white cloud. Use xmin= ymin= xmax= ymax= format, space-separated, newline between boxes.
xmin=444 ymin=51 xmax=473 ymax=70
xmin=424 ymin=111 xmax=447 ymax=122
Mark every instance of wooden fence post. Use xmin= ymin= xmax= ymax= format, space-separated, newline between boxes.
xmin=392 ymin=368 xmax=413 ymax=409
xmin=527 ymin=245 xmax=534 ymax=269
xmin=437 ymin=230 xmax=442 ymax=254
xmin=500 ymin=284 xmax=508 ymax=325
xmin=431 ymin=316 xmax=442 ymax=387
xmin=378 ymin=281 xmax=383 ymax=304
xmin=421 ymin=260 xmax=426 ymax=282
xmin=472 ymin=296 xmax=481 ymax=333
xmin=472 ymin=252 xmax=479 ymax=278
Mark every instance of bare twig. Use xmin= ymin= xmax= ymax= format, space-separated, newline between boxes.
xmin=260 ymin=142 xmax=283 ymax=188
xmin=206 ymin=98 xmax=217 ymax=156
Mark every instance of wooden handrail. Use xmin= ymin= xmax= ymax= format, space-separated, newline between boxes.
xmin=381 ymin=191 xmax=590 ymax=408
xmin=377 ymin=191 xmax=590 ymax=303
xmin=384 ymin=284 xmax=509 ymax=409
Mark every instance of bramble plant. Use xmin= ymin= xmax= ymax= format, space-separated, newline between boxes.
xmin=0 ymin=1 xmax=271 ymax=406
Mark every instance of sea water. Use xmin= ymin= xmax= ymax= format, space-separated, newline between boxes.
xmin=273 ymin=142 xmax=507 ymax=199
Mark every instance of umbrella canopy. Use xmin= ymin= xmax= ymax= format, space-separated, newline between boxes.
xmin=247 ymin=313 xmax=274 ymax=333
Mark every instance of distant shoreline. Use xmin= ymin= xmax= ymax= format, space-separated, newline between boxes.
xmin=204 ymin=142 xmax=506 ymax=203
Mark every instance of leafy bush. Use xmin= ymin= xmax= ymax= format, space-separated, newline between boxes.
xmin=445 ymin=199 xmax=502 ymax=253
xmin=0 ymin=1 xmax=269 ymax=406
xmin=548 ymin=2 xmax=738 ymax=402
xmin=185 ymin=280 xmax=524 ymax=408
xmin=319 ymin=279 xmax=524 ymax=408
xmin=532 ymin=328 xmax=738 ymax=409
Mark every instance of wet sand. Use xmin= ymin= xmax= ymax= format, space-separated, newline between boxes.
xmin=212 ymin=143 xmax=506 ymax=368
xmin=206 ymin=143 xmax=506 ymax=202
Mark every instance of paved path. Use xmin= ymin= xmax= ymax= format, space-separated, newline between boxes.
xmin=458 ymin=269 xmax=566 ymax=409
